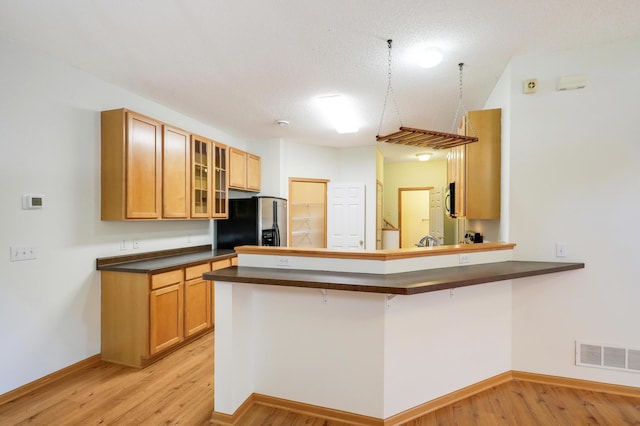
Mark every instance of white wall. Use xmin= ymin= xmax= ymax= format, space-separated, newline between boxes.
xmin=508 ymin=37 xmax=640 ymax=387
xmin=247 ymin=138 xmax=284 ymax=197
xmin=384 ymin=281 xmax=511 ymax=417
xmin=0 ymin=38 xmax=243 ymax=395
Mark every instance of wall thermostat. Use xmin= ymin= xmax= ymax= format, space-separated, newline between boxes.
xmin=23 ymin=194 xmax=44 ymax=209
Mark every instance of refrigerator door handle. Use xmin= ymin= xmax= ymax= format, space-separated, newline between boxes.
xmin=273 ymin=200 xmax=280 ymax=246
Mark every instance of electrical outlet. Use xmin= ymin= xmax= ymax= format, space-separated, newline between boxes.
xmin=133 ymin=240 xmax=140 ymax=249
xmin=10 ymin=246 xmax=38 ymax=261
xmin=277 ymin=256 xmax=291 ymax=267
xmin=556 ymin=242 xmax=567 ymax=258
xmin=459 ymin=254 xmax=470 ymax=264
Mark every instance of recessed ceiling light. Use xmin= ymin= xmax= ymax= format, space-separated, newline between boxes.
xmin=315 ymin=95 xmax=359 ymax=134
xmin=416 ymin=152 xmax=432 ymax=161
xmin=416 ymin=47 xmax=444 ymax=69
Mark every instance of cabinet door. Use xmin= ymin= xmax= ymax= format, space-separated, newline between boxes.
xmin=465 ymin=108 xmax=501 ymax=219
xmin=126 ymin=112 xmax=162 ymax=219
xmin=191 ymin=136 xmax=212 ymax=218
xmin=163 ymin=126 xmax=190 ymax=218
xmin=246 ymin=153 xmax=261 ymax=192
xmin=212 ymin=143 xmax=228 ymax=218
xmin=229 ymin=148 xmax=246 ymax=189
xmin=150 ymin=282 xmax=184 ymax=355
xmin=184 ymin=263 xmax=212 ymax=337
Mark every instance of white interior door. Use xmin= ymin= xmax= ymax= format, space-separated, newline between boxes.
xmin=429 ymin=187 xmax=444 ymax=245
xmin=326 ymin=182 xmax=365 ymax=250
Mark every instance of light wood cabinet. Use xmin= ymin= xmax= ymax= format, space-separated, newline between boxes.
xmin=184 ymin=263 xmax=212 ymax=337
xmin=229 ymin=147 xmax=261 ymax=192
xmin=101 ymin=108 xmax=229 ymax=221
xmin=191 ymin=136 xmax=229 ymax=219
xmin=100 ymin=257 xmax=233 ymax=367
xmin=229 ymin=148 xmax=246 ymax=189
xmin=101 ymin=109 xmax=162 ymax=220
xmin=247 ymin=153 xmax=261 ymax=191
xmin=447 ymin=108 xmax=501 ymax=220
xmin=163 ymin=126 xmax=190 ymax=219
xmin=150 ymin=271 xmax=184 ymax=354
xmin=289 ymin=178 xmax=328 ymax=248
xmin=191 ymin=135 xmax=212 ymax=218
xmin=212 ymin=143 xmax=229 ymax=218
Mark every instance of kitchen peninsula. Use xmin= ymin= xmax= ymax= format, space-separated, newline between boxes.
xmin=204 ymin=243 xmax=584 ymax=424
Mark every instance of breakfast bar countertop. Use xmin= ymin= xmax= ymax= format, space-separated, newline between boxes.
xmin=203 ymin=260 xmax=585 ymax=295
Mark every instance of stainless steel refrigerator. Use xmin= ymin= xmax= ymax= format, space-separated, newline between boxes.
xmin=215 ymin=196 xmax=287 ymax=249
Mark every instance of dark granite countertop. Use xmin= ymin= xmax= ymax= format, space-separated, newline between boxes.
xmin=96 ymin=245 xmax=235 ymax=274
xmin=203 ymin=261 xmax=584 ymax=295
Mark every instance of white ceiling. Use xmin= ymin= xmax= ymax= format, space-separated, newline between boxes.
xmin=2 ymin=0 xmax=640 ymax=162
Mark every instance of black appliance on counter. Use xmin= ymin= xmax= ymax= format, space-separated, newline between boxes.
xmin=216 ymin=196 xmax=287 ymax=249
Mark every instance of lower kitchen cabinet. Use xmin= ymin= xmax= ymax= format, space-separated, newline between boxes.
xmin=101 ymin=258 xmax=231 ymax=368
xmin=184 ymin=263 xmax=212 ymax=337
xmin=150 ymin=270 xmax=184 ymax=355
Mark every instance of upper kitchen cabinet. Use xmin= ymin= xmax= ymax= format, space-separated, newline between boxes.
xmin=447 ymin=108 xmax=501 ymax=220
xmin=163 ymin=125 xmax=191 ymax=219
xmin=191 ymin=135 xmax=212 ymax=218
xmin=101 ymin=109 xmax=162 ymax=220
xmin=229 ymin=147 xmax=261 ymax=192
xmin=212 ymin=143 xmax=229 ymax=218
xmin=191 ymin=135 xmax=229 ymax=219
xmin=101 ymin=108 xmax=230 ymax=221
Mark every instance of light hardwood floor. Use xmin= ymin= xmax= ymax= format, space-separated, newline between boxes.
xmin=0 ymin=332 xmax=214 ymax=425
xmin=1 ymin=331 xmax=639 ymax=425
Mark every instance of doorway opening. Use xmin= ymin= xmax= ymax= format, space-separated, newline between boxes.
xmin=398 ymin=187 xmax=432 ymax=248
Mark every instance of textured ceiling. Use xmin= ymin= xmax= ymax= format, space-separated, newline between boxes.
xmin=1 ymin=0 xmax=640 ymax=162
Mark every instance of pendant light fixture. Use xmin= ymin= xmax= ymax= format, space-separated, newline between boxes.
xmin=376 ymin=40 xmax=478 ymax=150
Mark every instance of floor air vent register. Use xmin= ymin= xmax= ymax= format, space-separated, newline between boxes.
xmin=576 ymin=341 xmax=640 ymax=373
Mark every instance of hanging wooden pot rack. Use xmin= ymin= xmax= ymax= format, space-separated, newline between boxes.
xmin=376 ymin=40 xmax=479 ymax=150
xmin=376 ymin=127 xmax=478 ymax=149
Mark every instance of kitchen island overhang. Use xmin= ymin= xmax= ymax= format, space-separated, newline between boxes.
xmin=205 ymin=243 xmax=584 ymax=423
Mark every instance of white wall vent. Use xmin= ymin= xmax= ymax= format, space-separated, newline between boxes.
xmin=576 ymin=341 xmax=640 ymax=373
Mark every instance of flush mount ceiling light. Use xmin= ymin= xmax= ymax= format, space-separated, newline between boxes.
xmin=415 ymin=47 xmax=444 ymax=69
xmin=274 ymin=120 xmax=290 ymax=127
xmin=416 ymin=152 xmax=432 ymax=161
xmin=316 ymin=95 xmax=359 ymax=134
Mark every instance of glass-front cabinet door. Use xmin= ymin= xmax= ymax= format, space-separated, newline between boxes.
xmin=191 ymin=136 xmax=211 ymax=218
xmin=212 ymin=143 xmax=228 ymax=219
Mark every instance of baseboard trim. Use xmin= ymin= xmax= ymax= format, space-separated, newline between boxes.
xmin=383 ymin=371 xmax=514 ymax=425
xmin=253 ymin=393 xmax=382 ymax=426
xmin=512 ymin=370 xmax=640 ymax=398
xmin=0 ymin=354 xmax=102 ymax=406
xmin=212 ymin=394 xmax=256 ymax=426
xmin=213 ymin=371 xmax=640 ymax=425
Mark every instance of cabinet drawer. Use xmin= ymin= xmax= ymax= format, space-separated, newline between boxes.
xmin=185 ymin=263 xmax=211 ymax=281
xmin=211 ymin=258 xmax=232 ymax=271
xmin=151 ymin=269 xmax=183 ymax=290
